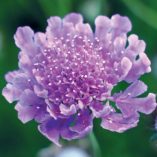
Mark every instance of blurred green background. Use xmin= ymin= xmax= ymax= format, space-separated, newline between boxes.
xmin=1 ymin=0 xmax=157 ymax=157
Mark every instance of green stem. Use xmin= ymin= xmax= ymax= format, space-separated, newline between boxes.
xmin=89 ymin=132 xmax=102 ymax=157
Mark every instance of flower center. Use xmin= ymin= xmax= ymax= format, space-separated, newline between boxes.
xmin=32 ymin=34 xmax=113 ymax=107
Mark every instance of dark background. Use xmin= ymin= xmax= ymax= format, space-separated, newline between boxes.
xmin=0 ymin=0 xmax=157 ymax=157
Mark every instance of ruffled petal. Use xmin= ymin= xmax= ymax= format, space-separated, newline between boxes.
xmin=60 ymin=116 xmax=80 ymax=140
xmin=14 ymin=27 xmax=37 ymax=56
xmin=137 ymin=93 xmax=156 ymax=114
xmin=46 ymin=16 xmax=62 ymax=40
xmin=95 ymin=16 xmax=111 ymax=40
xmin=113 ymin=34 xmax=127 ymax=51
xmin=15 ymin=89 xmax=47 ymax=123
xmin=2 ymin=71 xmax=32 ymax=103
xmin=33 ymin=85 xmax=48 ymax=98
xmin=18 ymin=51 xmax=32 ymax=71
xmin=76 ymin=23 xmax=93 ymax=39
xmin=15 ymin=103 xmax=36 ymax=123
xmin=5 ymin=70 xmax=21 ymax=83
xmin=111 ymin=14 xmax=132 ymax=36
xmin=113 ymin=81 xmax=157 ymax=117
xmin=19 ymin=89 xmax=41 ymax=106
xmin=2 ymin=84 xmax=21 ymax=103
xmin=34 ymin=32 xmax=47 ymax=47
xmin=125 ymin=53 xmax=151 ymax=82
xmin=38 ymin=118 xmax=61 ymax=146
xmin=120 ymin=57 xmax=132 ymax=79
xmin=63 ymin=13 xmax=83 ymax=26
xmin=121 ymin=80 xmax=147 ymax=97
xmin=45 ymin=99 xmax=61 ymax=120
xmin=126 ymin=34 xmax=146 ymax=60
xmin=90 ymin=101 xmax=112 ymax=118
xmin=59 ymin=104 xmax=77 ymax=116
xmin=70 ymin=109 xmax=93 ymax=136
xmin=60 ymin=128 xmax=79 ymax=140
xmin=38 ymin=116 xmax=81 ymax=146
xmin=117 ymin=93 xmax=157 ymax=115
xmin=101 ymin=113 xmax=139 ymax=133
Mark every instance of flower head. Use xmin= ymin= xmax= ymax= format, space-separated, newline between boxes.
xmin=2 ymin=13 xmax=157 ymax=146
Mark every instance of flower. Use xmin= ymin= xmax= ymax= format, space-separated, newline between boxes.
xmin=2 ymin=13 xmax=157 ymax=146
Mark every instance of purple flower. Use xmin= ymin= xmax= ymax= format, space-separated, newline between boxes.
xmin=2 ymin=13 xmax=157 ymax=146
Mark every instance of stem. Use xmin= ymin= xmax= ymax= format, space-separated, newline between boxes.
xmin=89 ymin=132 xmax=102 ymax=157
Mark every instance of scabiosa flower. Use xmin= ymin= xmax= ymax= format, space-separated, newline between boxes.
xmin=2 ymin=13 xmax=157 ymax=146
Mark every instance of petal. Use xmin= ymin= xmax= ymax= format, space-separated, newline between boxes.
xmin=63 ymin=13 xmax=83 ymax=26
xmin=101 ymin=113 xmax=139 ymax=133
xmin=59 ymin=104 xmax=76 ymax=116
xmin=15 ymin=103 xmax=36 ymax=123
xmin=18 ymin=51 xmax=32 ymax=71
xmin=15 ymin=89 xmax=46 ymax=123
xmin=19 ymin=89 xmax=41 ymax=106
xmin=116 ymin=94 xmax=156 ymax=118
xmin=125 ymin=52 xmax=151 ymax=82
xmin=10 ymin=73 xmax=32 ymax=91
xmin=38 ymin=116 xmax=82 ymax=145
xmin=114 ymin=84 xmax=156 ymax=117
xmin=47 ymin=16 xmax=62 ymax=27
xmin=46 ymin=16 xmax=62 ymax=40
xmin=5 ymin=70 xmax=20 ymax=83
xmin=5 ymin=70 xmax=31 ymax=90
xmin=130 ymin=93 xmax=157 ymax=114
xmin=38 ymin=118 xmax=61 ymax=146
xmin=14 ymin=26 xmax=37 ymax=55
xmin=3 ymin=71 xmax=31 ymax=103
xmin=62 ymin=22 xmax=75 ymax=38
xmin=76 ymin=23 xmax=93 ymax=39
xmin=111 ymin=14 xmax=132 ymax=35
xmin=34 ymin=32 xmax=47 ymax=47
xmin=90 ymin=101 xmax=112 ymax=118
xmin=45 ymin=99 xmax=61 ymax=119
xmin=2 ymin=84 xmax=22 ymax=103
xmin=14 ymin=26 xmax=34 ymax=47
xmin=116 ymin=102 xmax=136 ymax=118
xmin=34 ymin=85 xmax=48 ymax=98
xmin=70 ymin=109 xmax=93 ymax=136
xmin=113 ymin=34 xmax=127 ymax=51
xmin=35 ymin=111 xmax=50 ymax=123
xmin=120 ymin=57 xmax=132 ymax=79
xmin=95 ymin=15 xmax=111 ymax=40
xmin=126 ymin=34 xmax=146 ymax=60
xmin=61 ymin=128 xmax=79 ymax=140
xmin=60 ymin=116 xmax=80 ymax=140
xmin=121 ymin=80 xmax=147 ymax=98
